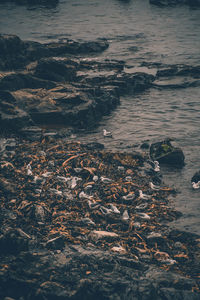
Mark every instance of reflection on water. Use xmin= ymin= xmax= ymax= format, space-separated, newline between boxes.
xmin=0 ymin=0 xmax=199 ymax=233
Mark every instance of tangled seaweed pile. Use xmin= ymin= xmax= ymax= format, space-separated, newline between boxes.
xmin=0 ymin=137 xmax=199 ymax=299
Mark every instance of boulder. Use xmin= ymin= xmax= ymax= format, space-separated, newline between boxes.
xmin=150 ymin=139 xmax=185 ymax=167
xmin=191 ymin=171 xmax=200 ymax=183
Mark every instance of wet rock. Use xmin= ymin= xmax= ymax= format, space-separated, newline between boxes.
xmin=45 ymin=38 xmax=109 ymax=55
xmin=46 ymin=236 xmax=65 ymax=250
xmin=150 ymin=139 xmax=185 ymax=167
xmin=84 ymin=142 xmax=105 ymax=151
xmin=191 ymin=170 xmax=200 ymax=183
xmin=0 ymin=73 xmax=55 ymax=91
xmin=34 ymin=58 xmax=76 ymax=82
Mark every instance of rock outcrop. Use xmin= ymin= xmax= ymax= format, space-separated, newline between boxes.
xmin=0 ymin=34 xmax=155 ymax=133
xmin=150 ymin=139 xmax=185 ymax=167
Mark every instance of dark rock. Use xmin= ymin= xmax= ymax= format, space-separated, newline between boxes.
xmin=45 ymin=38 xmax=109 ymax=55
xmin=34 ymin=58 xmax=76 ymax=82
xmin=0 ymin=0 xmax=59 ymax=6
xmin=84 ymin=142 xmax=105 ymax=151
xmin=0 ymin=229 xmax=29 ymax=254
xmin=46 ymin=236 xmax=65 ymax=250
xmin=140 ymin=142 xmax=150 ymax=149
xmin=191 ymin=171 xmax=200 ymax=183
xmin=149 ymin=0 xmax=200 ymax=6
xmin=168 ymin=229 xmax=199 ymax=244
xmin=0 ymin=73 xmax=55 ymax=91
xmin=150 ymin=139 xmax=185 ymax=167
xmin=0 ymin=101 xmax=33 ymax=131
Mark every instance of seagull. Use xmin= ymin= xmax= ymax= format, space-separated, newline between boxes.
xmin=149 ymin=181 xmax=160 ymax=191
xmin=57 ymin=176 xmax=71 ymax=183
xmin=139 ymin=190 xmax=151 ymax=200
xmin=79 ymin=191 xmax=93 ymax=200
xmin=100 ymin=176 xmax=112 ymax=183
xmin=42 ymin=172 xmax=53 ymax=178
xmin=93 ymin=175 xmax=99 ymax=182
xmin=87 ymin=200 xmax=100 ymax=210
xmin=49 ymin=188 xmax=62 ymax=196
xmin=33 ymin=175 xmax=45 ymax=185
xmin=109 ymin=204 xmax=120 ymax=214
xmin=103 ymin=129 xmax=112 ymax=138
xmin=125 ymin=176 xmax=132 ymax=181
xmin=71 ymin=176 xmax=82 ymax=189
xmin=135 ymin=203 xmax=148 ymax=210
xmin=192 ymin=181 xmax=200 ymax=189
xmin=81 ymin=217 xmax=95 ymax=226
xmin=122 ymin=210 xmax=129 ymax=221
xmin=137 ymin=212 xmax=151 ymax=220
xmin=27 ymin=163 xmax=33 ymax=176
xmin=153 ymin=161 xmax=160 ymax=172
xmin=100 ymin=206 xmax=112 ymax=215
xmin=122 ymin=193 xmax=135 ymax=201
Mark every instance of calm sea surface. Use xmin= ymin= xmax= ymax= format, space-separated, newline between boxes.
xmin=0 ymin=0 xmax=199 ymax=234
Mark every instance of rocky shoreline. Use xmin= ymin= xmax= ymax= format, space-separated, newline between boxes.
xmin=0 ymin=136 xmax=199 ymax=300
xmin=0 ymin=34 xmax=200 ymax=299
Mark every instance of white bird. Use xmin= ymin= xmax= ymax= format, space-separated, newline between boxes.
xmin=122 ymin=210 xmax=129 ymax=221
xmin=137 ymin=212 xmax=151 ymax=220
xmin=122 ymin=193 xmax=135 ymax=201
xmin=109 ymin=204 xmax=120 ymax=214
xmin=71 ymin=177 xmax=82 ymax=189
xmin=42 ymin=172 xmax=53 ymax=178
xmin=118 ymin=166 xmax=125 ymax=171
xmin=149 ymin=181 xmax=160 ymax=191
xmin=81 ymin=217 xmax=95 ymax=226
xmin=87 ymin=200 xmax=100 ymax=210
xmin=93 ymin=175 xmax=99 ymax=182
xmin=57 ymin=176 xmax=71 ymax=183
xmin=33 ymin=176 xmax=45 ymax=185
xmin=135 ymin=203 xmax=148 ymax=210
xmin=192 ymin=181 xmax=200 ymax=189
xmin=139 ymin=190 xmax=151 ymax=200
xmin=49 ymin=188 xmax=62 ymax=196
xmin=79 ymin=191 xmax=93 ymax=200
xmin=153 ymin=161 xmax=160 ymax=172
xmin=103 ymin=129 xmax=112 ymax=138
xmin=101 ymin=176 xmax=112 ymax=183
xmin=100 ymin=206 xmax=112 ymax=215
xmin=27 ymin=163 xmax=33 ymax=176
xmin=125 ymin=176 xmax=132 ymax=181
